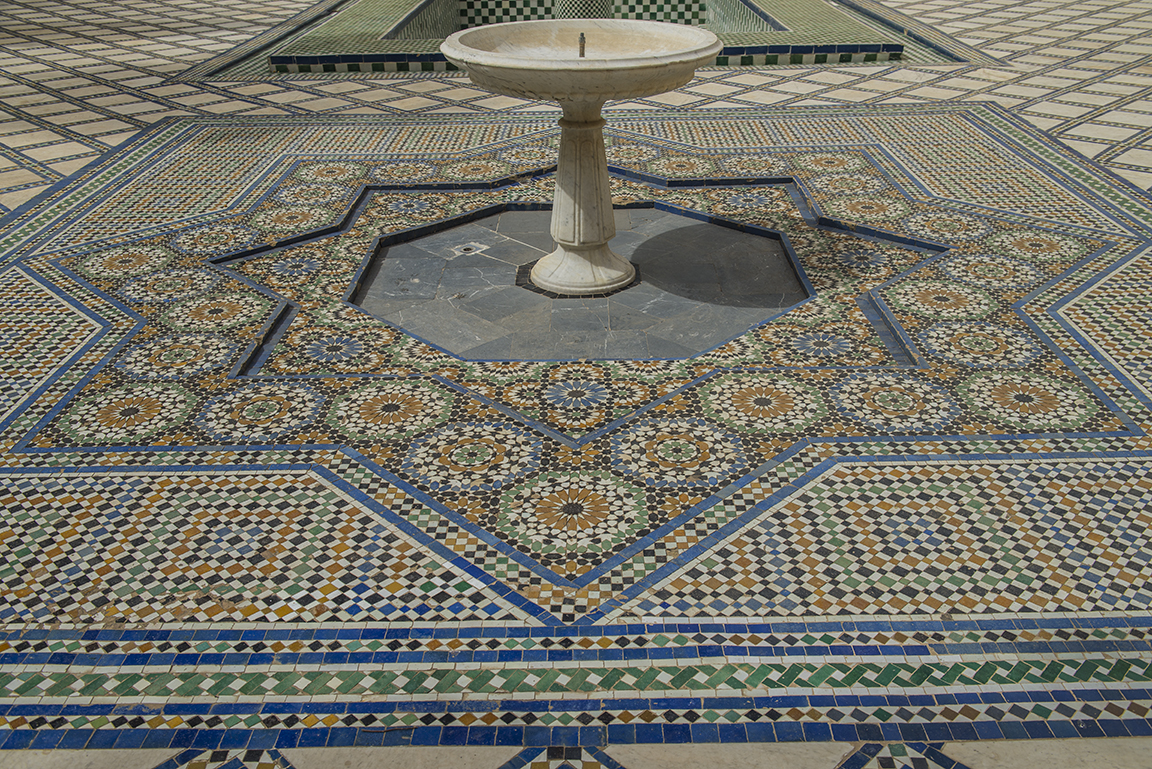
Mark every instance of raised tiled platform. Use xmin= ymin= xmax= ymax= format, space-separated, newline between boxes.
xmin=0 ymin=99 xmax=1151 ymax=768
xmin=261 ymin=0 xmax=916 ymax=73
xmin=2 ymin=0 xmax=1152 ymax=764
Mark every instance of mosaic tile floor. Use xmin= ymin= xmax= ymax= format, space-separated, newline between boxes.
xmin=2 ymin=0 xmax=1152 ymax=767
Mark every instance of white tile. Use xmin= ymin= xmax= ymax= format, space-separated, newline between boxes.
xmin=608 ymin=743 xmax=857 ymax=769
xmin=0 ymin=750 xmax=177 ymax=769
xmin=1114 ymin=147 xmax=1152 ymax=168
xmin=946 ymin=737 xmax=1152 ymax=769
xmin=288 ymin=747 xmax=522 ymax=769
xmin=384 ymin=96 xmax=441 ymax=110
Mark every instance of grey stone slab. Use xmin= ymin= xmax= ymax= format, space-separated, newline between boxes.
xmin=445 ymin=249 xmax=506 ymax=268
xmin=647 ymin=304 xmax=763 ymax=350
xmin=501 ymin=300 xmax=554 ymax=330
xmin=508 ymin=328 xmax=567 ymax=360
xmin=469 ymin=213 xmax=502 ymax=231
xmin=390 ymin=301 xmax=508 ymax=353
xmin=359 ymin=295 xmax=430 ymax=319
xmin=463 ymin=285 xmax=549 ymax=323
xmin=633 ymin=210 xmax=708 ymax=237
xmin=552 ymin=330 xmax=609 ymax=359
xmin=637 ymin=248 xmax=721 ymax=286
xmin=485 ymin=237 xmax=549 ymax=266
xmin=459 ymin=335 xmax=514 ymax=360
xmin=611 ymin=282 xmax=703 ymax=318
xmin=713 ymin=242 xmax=803 ymax=295
xmin=494 ymin=209 xmax=552 ymax=235
xmin=607 ymin=300 xmax=659 ymax=331
xmin=605 ymin=229 xmax=646 ymax=258
xmin=409 ymin=223 xmax=498 ymax=255
xmin=366 ymin=257 xmax=444 ymax=300
xmin=600 ymin=329 xmax=655 ymax=359
xmin=624 ymin=206 xmax=668 ymax=225
xmin=438 ymin=263 xmax=512 ymax=290
xmin=551 ymin=296 xmax=610 ymax=313
xmin=503 ymin=229 xmax=556 ymax=252
xmin=641 ymin=334 xmax=697 ymax=359
xmin=613 ymin=208 xmax=634 ymax=230
xmin=380 ymin=242 xmax=429 ymax=260
xmin=549 ymin=302 xmax=612 ymax=333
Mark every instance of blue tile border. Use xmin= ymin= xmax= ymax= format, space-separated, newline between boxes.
xmin=4 ymin=718 xmax=1152 ymax=750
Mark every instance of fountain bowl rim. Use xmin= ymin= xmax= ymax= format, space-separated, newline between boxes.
xmin=440 ymin=19 xmax=722 ymax=72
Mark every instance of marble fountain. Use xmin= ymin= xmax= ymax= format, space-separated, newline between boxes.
xmin=441 ymin=19 xmax=723 ymax=295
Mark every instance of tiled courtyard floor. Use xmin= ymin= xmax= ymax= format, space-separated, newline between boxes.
xmin=1 ymin=0 xmax=1152 ymax=767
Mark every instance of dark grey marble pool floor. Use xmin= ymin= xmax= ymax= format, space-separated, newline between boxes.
xmin=355 ymin=209 xmax=807 ymax=360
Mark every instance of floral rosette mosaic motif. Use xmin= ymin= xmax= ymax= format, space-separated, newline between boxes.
xmin=14 ymin=125 xmax=1138 ymax=630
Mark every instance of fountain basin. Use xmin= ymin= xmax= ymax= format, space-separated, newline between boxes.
xmin=441 ymin=19 xmax=723 ymax=102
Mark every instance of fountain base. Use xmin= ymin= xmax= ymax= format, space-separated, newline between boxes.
xmin=530 ymin=242 xmax=636 ymax=296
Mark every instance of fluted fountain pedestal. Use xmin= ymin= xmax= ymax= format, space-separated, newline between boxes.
xmin=442 ymin=19 xmax=721 ymax=295
xmin=532 ymin=100 xmax=632 ymax=295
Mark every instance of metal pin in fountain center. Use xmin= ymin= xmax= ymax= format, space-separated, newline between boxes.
xmin=579 ymin=33 xmax=586 ymax=58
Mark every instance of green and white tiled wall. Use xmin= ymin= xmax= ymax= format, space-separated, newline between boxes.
xmin=264 ymin=0 xmax=911 ymax=73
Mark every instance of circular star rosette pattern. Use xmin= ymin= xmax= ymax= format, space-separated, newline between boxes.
xmin=987 ymin=228 xmax=1088 ymax=264
xmin=902 ymin=211 xmax=990 ymax=242
xmin=610 ymin=417 xmax=747 ymax=489
xmin=160 ymin=292 xmax=271 ymax=331
xmin=76 ymin=244 xmax=175 ymax=280
xmin=722 ymin=154 xmax=785 ymax=175
xmin=791 ymin=331 xmax=854 ymax=358
xmin=402 ymin=421 xmax=542 ymax=493
xmin=119 ymin=269 xmax=221 ymax=304
xmin=699 ymin=374 xmax=827 ymax=433
xmin=304 ymin=335 xmax=365 ymax=364
xmin=825 ymin=196 xmax=910 ymax=222
xmin=499 ymin=145 xmax=558 ymax=166
xmin=885 ymin=279 xmax=996 ymax=320
xmin=497 ymin=470 xmax=650 ymax=559
xmin=442 ymin=159 xmax=510 ymax=180
xmin=371 ymin=161 xmax=436 ymax=182
xmin=809 ymin=173 xmax=887 ymax=195
xmin=196 ymin=382 xmax=323 ymax=443
xmin=940 ymin=253 xmax=1042 ymax=289
xmin=276 ymin=183 xmax=351 ymax=207
xmin=61 ymin=384 xmax=195 ymax=445
xmin=958 ymin=371 xmax=1099 ymax=431
xmin=114 ymin=334 xmax=240 ymax=380
xmin=792 ymin=152 xmax=866 ymax=173
xmin=170 ymin=223 xmax=257 ymax=256
xmin=544 ymin=380 xmax=609 ymax=409
xmin=649 ymin=156 xmax=714 ymax=178
xmin=268 ymin=253 xmax=322 ymax=279
xmin=836 ymin=248 xmax=889 ymax=275
xmin=374 ymin=193 xmax=449 ymax=221
xmin=326 ymin=380 xmax=453 ymax=443
xmin=918 ymin=321 xmax=1041 ymax=369
xmin=831 ymin=372 xmax=961 ymax=432
xmin=295 ymin=161 xmax=364 ymax=183
xmin=253 ymin=207 xmax=325 ymax=232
